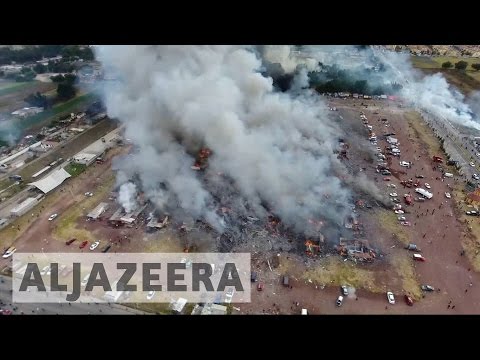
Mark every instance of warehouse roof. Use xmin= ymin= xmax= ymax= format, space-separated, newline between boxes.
xmin=28 ymin=168 xmax=71 ymax=194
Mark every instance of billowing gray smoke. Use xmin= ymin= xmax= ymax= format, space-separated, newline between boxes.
xmin=118 ymin=182 xmax=138 ymax=213
xmin=371 ymin=49 xmax=480 ymax=130
xmin=96 ymin=45 xmax=353 ymax=235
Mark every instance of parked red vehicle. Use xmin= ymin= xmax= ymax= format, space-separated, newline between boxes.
xmin=404 ymin=295 xmax=414 ymax=306
xmin=65 ymin=238 xmax=77 ymax=245
xmin=383 ymin=177 xmax=391 ymax=181
xmin=257 ymin=282 xmax=265 ymax=291
xmin=79 ymin=241 xmax=88 ymax=249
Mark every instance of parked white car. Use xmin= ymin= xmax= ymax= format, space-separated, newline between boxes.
xmin=394 ymin=210 xmax=404 ymax=214
xmin=40 ymin=265 xmax=50 ymax=276
xmin=81 ymin=274 xmax=90 ymax=287
xmin=147 ymin=290 xmax=155 ymax=300
xmin=2 ymin=246 xmax=16 ymax=259
xmin=397 ymin=216 xmax=406 ymax=221
xmin=424 ymin=183 xmax=431 ymax=189
xmin=89 ymin=241 xmax=100 ymax=251
xmin=225 ymin=288 xmax=235 ymax=304
xmin=399 ymin=161 xmax=410 ymax=167
xmin=445 ymin=192 xmax=451 ymax=199
xmin=387 ymin=291 xmax=395 ymax=304
xmin=389 ymin=193 xmax=398 ymax=197
xmin=470 ymin=162 xmax=476 ymax=167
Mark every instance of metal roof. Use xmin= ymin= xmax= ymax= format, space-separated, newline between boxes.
xmin=28 ymin=168 xmax=71 ymax=194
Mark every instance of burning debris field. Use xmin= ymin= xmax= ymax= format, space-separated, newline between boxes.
xmin=92 ymin=45 xmax=394 ymax=260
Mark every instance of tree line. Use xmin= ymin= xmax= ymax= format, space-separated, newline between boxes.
xmin=442 ymin=60 xmax=480 ymax=71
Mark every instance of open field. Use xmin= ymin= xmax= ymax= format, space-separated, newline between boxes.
xmin=16 ymin=92 xmax=96 ymax=133
xmin=411 ymin=56 xmax=480 ymax=93
xmin=0 ymin=81 xmax=56 ymax=112
xmin=0 ymin=82 xmax=37 ymax=97
xmin=53 ymin=174 xmax=115 ymax=243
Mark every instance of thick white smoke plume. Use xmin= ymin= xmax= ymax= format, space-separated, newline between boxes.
xmin=96 ymin=46 xmax=353 ymax=234
xmin=373 ymin=49 xmax=480 ymax=130
xmin=118 ymin=182 xmax=138 ymax=213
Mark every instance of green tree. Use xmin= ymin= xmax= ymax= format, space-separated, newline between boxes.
xmin=472 ymin=63 xmax=480 ymax=71
xmin=455 ymin=60 xmax=468 ymax=70
xmin=50 ymin=74 xmax=65 ymax=82
xmin=56 ymin=82 xmax=76 ymax=100
xmin=442 ymin=61 xmax=453 ymax=69
xmin=33 ymin=63 xmax=46 ymax=74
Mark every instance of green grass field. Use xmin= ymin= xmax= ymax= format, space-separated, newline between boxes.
xmin=0 ymin=81 xmax=37 ymax=97
xmin=411 ymin=55 xmax=480 ymax=92
xmin=16 ymin=92 xmax=96 ymax=133
xmin=64 ymin=163 xmax=87 ymax=177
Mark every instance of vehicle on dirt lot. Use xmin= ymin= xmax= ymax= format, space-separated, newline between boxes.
xmin=2 ymin=246 xmax=16 ymax=259
xmin=341 ymin=285 xmax=349 ymax=296
xmin=404 ymin=295 xmax=414 ymax=306
xmin=445 ymin=192 xmax=451 ymax=199
xmin=383 ymin=177 xmax=391 ymax=181
xmin=397 ymin=216 xmax=406 ymax=221
xmin=416 ymin=197 xmax=425 ymax=202
xmin=84 ymin=192 xmax=93 ymax=197
xmin=389 ymin=193 xmax=398 ymax=197
xmin=421 ymin=285 xmax=435 ymax=292
xmin=81 ymin=274 xmax=90 ymax=287
xmin=405 ymin=243 xmax=421 ymax=251
xmin=336 ymin=296 xmax=343 ymax=307
xmin=470 ymin=162 xmax=476 ymax=167
xmin=387 ymin=291 xmax=395 ymax=304
xmin=225 ymin=288 xmax=235 ymax=304
xmin=401 ymin=221 xmax=411 ymax=226
xmin=102 ymin=245 xmax=111 ymax=253
xmin=257 ymin=282 xmax=265 ymax=291
xmin=40 ymin=265 xmax=50 ymax=276
xmin=65 ymin=238 xmax=76 ymax=245
xmin=394 ymin=210 xmax=404 ymax=214
xmin=48 ymin=213 xmax=58 ymax=221
xmin=79 ymin=241 xmax=88 ymax=249
xmin=424 ymin=183 xmax=431 ymax=189
xmin=415 ymin=175 xmax=425 ymax=178
xmin=392 ymin=198 xmax=400 ymax=203
xmin=89 ymin=241 xmax=100 ymax=251
xmin=473 ymin=174 xmax=480 ymax=180
xmin=413 ymin=253 xmax=426 ymax=262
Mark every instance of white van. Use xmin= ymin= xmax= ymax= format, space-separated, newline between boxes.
xmin=444 ymin=173 xmax=453 ymax=178
xmin=336 ymin=295 xmax=344 ymax=307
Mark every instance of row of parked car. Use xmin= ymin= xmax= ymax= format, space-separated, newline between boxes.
xmin=65 ymin=238 xmax=111 ymax=252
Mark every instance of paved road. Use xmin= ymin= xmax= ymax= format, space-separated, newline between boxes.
xmin=0 ymin=275 xmax=149 ymax=315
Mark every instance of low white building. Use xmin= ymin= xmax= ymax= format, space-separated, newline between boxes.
xmin=73 ymin=152 xmax=97 ymax=166
xmin=201 ymin=303 xmax=228 ymax=315
xmin=87 ymin=202 xmax=109 ymax=220
xmin=170 ymin=298 xmax=188 ymax=314
xmin=10 ymin=195 xmax=43 ymax=217
xmin=11 ymin=107 xmax=44 ymax=118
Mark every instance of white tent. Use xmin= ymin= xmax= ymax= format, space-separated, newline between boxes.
xmin=28 ymin=168 xmax=71 ymax=194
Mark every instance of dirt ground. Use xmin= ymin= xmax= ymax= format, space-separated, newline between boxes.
xmin=2 ymin=96 xmax=480 ymax=314
xmin=240 ymin=98 xmax=480 ymax=314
